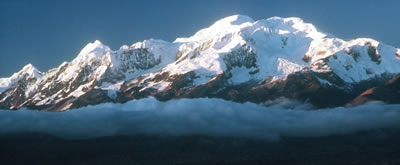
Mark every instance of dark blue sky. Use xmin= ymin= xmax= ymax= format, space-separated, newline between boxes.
xmin=0 ymin=0 xmax=398 ymax=77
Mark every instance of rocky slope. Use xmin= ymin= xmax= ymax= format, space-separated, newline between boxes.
xmin=1 ymin=15 xmax=399 ymax=111
xmin=349 ymin=74 xmax=400 ymax=106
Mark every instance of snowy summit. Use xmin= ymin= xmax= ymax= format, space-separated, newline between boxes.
xmin=1 ymin=15 xmax=400 ymax=111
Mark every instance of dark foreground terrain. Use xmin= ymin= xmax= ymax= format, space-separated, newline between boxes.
xmin=1 ymin=130 xmax=400 ymax=165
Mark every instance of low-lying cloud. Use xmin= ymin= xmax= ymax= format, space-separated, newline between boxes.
xmin=0 ymin=97 xmax=400 ymax=140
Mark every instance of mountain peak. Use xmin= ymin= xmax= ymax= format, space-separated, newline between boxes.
xmin=174 ymin=15 xmax=328 ymax=43
xmin=93 ymin=40 xmax=102 ymax=45
xmin=21 ymin=63 xmax=38 ymax=72
xmin=175 ymin=15 xmax=254 ymax=43
xmin=0 ymin=64 xmax=42 ymax=93
xmin=260 ymin=16 xmax=328 ymax=40
xmin=213 ymin=15 xmax=254 ymax=26
xmin=79 ymin=40 xmax=107 ymax=55
xmin=12 ymin=64 xmax=42 ymax=79
xmin=73 ymin=40 xmax=110 ymax=65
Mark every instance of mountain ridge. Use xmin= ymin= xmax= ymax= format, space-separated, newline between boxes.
xmin=1 ymin=15 xmax=399 ymax=111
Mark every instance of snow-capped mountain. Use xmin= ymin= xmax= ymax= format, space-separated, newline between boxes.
xmin=1 ymin=15 xmax=399 ymax=111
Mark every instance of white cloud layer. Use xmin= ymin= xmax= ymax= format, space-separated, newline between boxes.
xmin=0 ymin=97 xmax=399 ymax=140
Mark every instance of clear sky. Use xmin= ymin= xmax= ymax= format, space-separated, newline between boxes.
xmin=0 ymin=0 xmax=398 ymax=77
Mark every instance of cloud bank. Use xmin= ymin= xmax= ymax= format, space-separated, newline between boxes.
xmin=0 ymin=97 xmax=400 ymax=140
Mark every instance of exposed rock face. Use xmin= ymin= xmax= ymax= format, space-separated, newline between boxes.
xmin=115 ymin=70 xmax=390 ymax=109
xmin=349 ymin=74 xmax=400 ymax=106
xmin=1 ymin=15 xmax=400 ymax=111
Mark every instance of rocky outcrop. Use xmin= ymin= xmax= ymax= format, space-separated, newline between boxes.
xmin=349 ymin=74 xmax=400 ymax=106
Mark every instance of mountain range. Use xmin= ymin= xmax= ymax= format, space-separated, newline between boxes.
xmin=1 ymin=15 xmax=399 ymax=111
